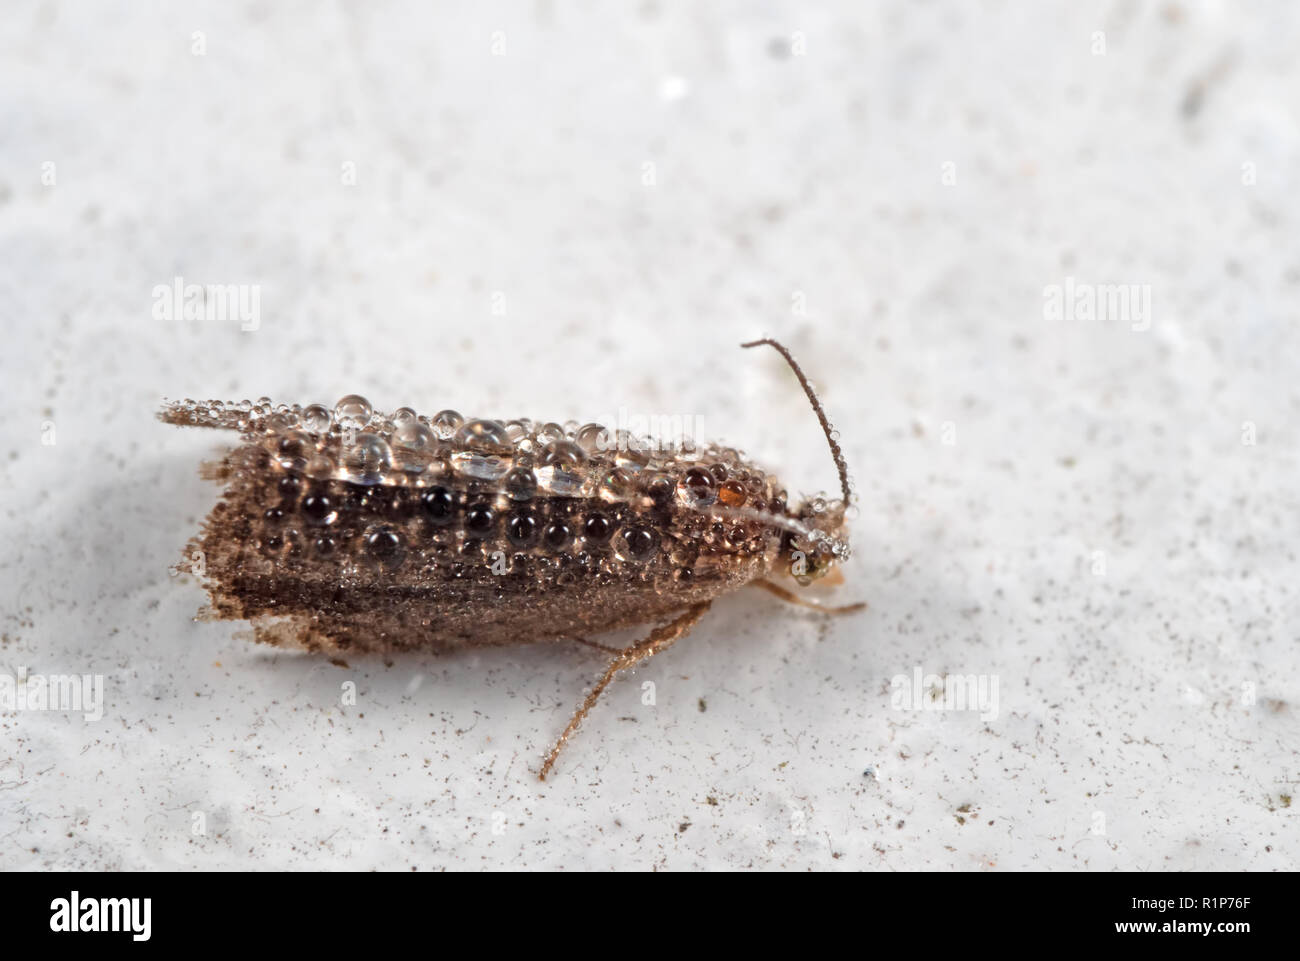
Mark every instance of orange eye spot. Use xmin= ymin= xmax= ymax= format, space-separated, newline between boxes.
xmin=718 ymin=480 xmax=747 ymax=507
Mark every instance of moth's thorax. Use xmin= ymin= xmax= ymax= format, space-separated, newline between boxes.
xmin=162 ymin=398 xmax=821 ymax=647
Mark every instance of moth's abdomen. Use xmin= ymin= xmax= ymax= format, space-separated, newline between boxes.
xmin=164 ymin=397 xmax=791 ymax=653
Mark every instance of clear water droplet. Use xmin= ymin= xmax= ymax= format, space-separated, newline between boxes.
xmin=537 ymin=440 xmax=588 ymax=495
xmin=575 ymin=423 xmax=611 ymax=453
xmin=394 ymin=420 xmax=434 ymax=450
xmin=451 ymin=451 xmax=509 ymax=481
xmin=613 ymin=431 xmax=651 ymax=470
xmin=392 ymin=421 xmax=436 ymax=472
xmin=614 ymin=525 xmax=658 ymax=562
xmin=276 ymin=429 xmax=314 ymax=471
xmin=541 ymin=440 xmax=586 ymax=468
xmin=504 ymin=466 xmax=538 ymax=501
xmin=454 ymin=419 xmax=509 ymax=449
xmin=536 ymin=422 xmax=565 ymax=445
xmin=341 ymin=433 xmax=392 ymax=485
xmin=364 ymin=525 xmax=405 ymax=569
xmin=601 ymin=468 xmax=635 ymax=500
xmin=335 ymin=394 xmax=373 ymax=426
xmin=302 ymin=404 xmax=332 ymax=433
xmin=677 ymin=467 xmax=717 ymax=508
xmin=305 ymin=453 xmax=336 ymax=480
xmin=432 ymin=409 xmax=464 ymax=439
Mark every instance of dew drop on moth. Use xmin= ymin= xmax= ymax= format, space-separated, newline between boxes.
xmin=159 ymin=339 xmax=865 ymax=778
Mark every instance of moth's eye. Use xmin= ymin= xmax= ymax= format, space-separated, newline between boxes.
xmin=421 ymin=487 xmax=455 ymax=525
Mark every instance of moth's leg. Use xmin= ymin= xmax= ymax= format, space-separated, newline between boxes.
xmin=539 ymin=601 xmax=712 ymax=781
xmin=754 ymin=579 xmax=867 ymax=615
xmin=563 ymin=635 xmax=623 ymax=655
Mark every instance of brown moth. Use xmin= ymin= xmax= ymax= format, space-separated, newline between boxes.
xmin=160 ymin=339 xmax=863 ymax=778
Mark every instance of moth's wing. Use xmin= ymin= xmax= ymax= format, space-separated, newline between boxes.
xmin=179 ymin=431 xmax=782 ymax=657
xmin=233 ymin=563 xmax=757 ymax=656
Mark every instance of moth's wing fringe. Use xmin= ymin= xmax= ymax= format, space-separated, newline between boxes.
xmin=157 ymin=399 xmax=249 ymax=432
xmin=198 ymin=458 xmax=233 ymax=482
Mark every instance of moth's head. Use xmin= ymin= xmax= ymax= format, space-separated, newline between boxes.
xmin=741 ymin=338 xmax=855 ymax=585
xmin=788 ymin=497 xmax=851 ymax=585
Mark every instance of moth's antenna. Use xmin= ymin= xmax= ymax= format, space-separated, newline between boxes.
xmin=741 ymin=339 xmax=853 ymax=505
xmin=707 ymin=503 xmax=821 ymax=541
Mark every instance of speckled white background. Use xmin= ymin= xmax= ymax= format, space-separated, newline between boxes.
xmin=2 ymin=0 xmax=1297 ymax=870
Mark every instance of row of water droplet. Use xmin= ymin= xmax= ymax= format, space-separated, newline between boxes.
xmin=198 ymin=394 xmax=779 ymax=509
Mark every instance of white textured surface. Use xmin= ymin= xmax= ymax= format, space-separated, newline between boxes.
xmin=2 ymin=1 xmax=1298 ymax=870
